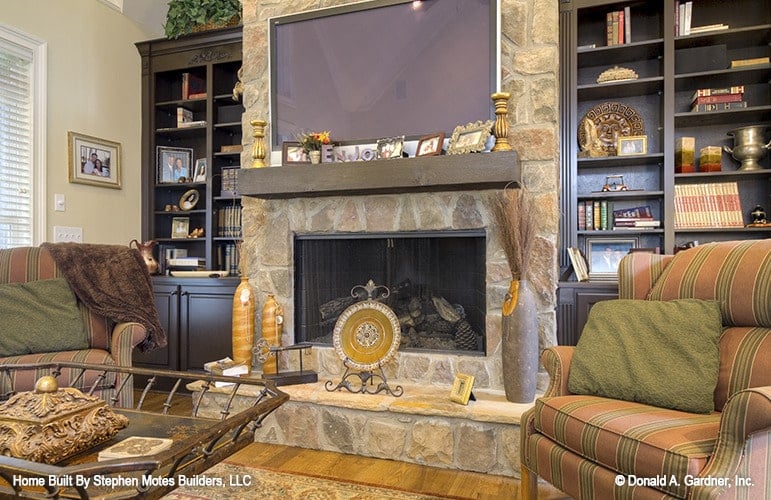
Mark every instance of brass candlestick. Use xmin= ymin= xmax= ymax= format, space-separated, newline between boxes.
xmin=249 ymin=119 xmax=267 ymax=168
xmin=491 ymin=92 xmax=512 ymax=152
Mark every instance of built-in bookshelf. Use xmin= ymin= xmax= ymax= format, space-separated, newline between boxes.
xmin=557 ymin=0 xmax=770 ymax=344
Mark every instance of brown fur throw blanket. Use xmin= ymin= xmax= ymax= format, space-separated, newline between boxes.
xmin=41 ymin=242 xmax=166 ymax=352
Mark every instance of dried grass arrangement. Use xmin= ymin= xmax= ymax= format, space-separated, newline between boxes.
xmin=494 ymin=187 xmax=536 ymax=281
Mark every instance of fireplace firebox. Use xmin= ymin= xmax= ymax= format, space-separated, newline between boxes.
xmin=294 ymin=230 xmax=486 ymax=354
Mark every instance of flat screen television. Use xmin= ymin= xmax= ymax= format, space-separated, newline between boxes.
xmin=269 ymin=0 xmax=500 ymax=152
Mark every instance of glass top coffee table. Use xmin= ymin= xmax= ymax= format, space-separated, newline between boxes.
xmin=0 ymin=361 xmax=288 ymax=499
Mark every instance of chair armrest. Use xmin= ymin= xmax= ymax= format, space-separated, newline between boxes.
xmin=542 ymin=346 xmax=575 ymax=397
xmin=691 ymin=386 xmax=771 ymax=499
xmin=109 ymin=322 xmax=148 ymax=366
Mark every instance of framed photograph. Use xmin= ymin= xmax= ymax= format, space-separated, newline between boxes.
xmin=171 ymin=217 xmax=190 ymax=239
xmin=157 ymin=146 xmax=193 ymax=184
xmin=67 ymin=131 xmax=122 ymax=189
xmin=282 ymin=141 xmax=309 ymax=165
xmin=447 ymin=120 xmax=493 ymax=155
xmin=586 ymin=237 xmax=638 ymax=280
xmin=449 ymin=373 xmax=476 ymax=405
xmin=376 ymin=136 xmax=405 ymax=159
xmin=617 ymin=135 xmax=647 ymax=156
xmin=193 ymin=159 xmax=207 ymax=182
xmin=415 ymin=132 xmax=445 ymax=157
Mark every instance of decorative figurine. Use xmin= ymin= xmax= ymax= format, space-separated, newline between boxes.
xmin=490 ymin=92 xmax=512 ymax=152
xmin=249 ymin=119 xmax=267 ymax=168
xmin=750 ymin=205 xmax=767 ymax=224
xmin=597 ymin=65 xmax=639 ymax=84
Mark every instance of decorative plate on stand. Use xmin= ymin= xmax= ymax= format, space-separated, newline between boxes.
xmin=332 ymin=294 xmax=401 ymax=372
xmin=578 ymin=102 xmax=645 ymax=154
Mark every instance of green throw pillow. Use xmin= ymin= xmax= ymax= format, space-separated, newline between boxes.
xmin=0 ymin=278 xmax=88 ymax=357
xmin=567 ymin=299 xmax=722 ymax=414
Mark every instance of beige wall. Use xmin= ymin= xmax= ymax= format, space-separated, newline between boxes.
xmin=0 ymin=0 xmax=155 ymax=245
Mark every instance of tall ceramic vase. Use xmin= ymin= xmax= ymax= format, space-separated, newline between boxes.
xmin=501 ymin=279 xmax=538 ymax=403
xmin=261 ymin=294 xmax=283 ymax=374
xmin=232 ymin=276 xmax=255 ymax=370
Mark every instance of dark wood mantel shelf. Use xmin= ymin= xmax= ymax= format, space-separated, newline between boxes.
xmin=237 ymin=150 xmax=519 ymax=199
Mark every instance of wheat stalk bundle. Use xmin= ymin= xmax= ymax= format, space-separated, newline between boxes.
xmin=494 ymin=187 xmax=535 ymax=281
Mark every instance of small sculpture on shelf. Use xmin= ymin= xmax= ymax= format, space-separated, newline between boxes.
xmin=578 ymin=117 xmax=606 ymax=158
xmin=596 ymin=65 xmax=638 ymax=84
xmin=748 ymin=205 xmax=769 ymax=226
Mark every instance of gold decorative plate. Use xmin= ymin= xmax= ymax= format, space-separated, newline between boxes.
xmin=578 ymin=102 xmax=645 ymax=153
xmin=332 ymin=300 xmax=401 ymax=371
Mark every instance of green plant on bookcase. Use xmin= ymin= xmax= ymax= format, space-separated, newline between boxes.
xmin=164 ymin=0 xmax=241 ymax=39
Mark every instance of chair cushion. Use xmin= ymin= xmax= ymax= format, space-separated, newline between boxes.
xmin=533 ymin=395 xmax=720 ymax=499
xmin=647 ymin=239 xmax=771 ymax=328
xmin=0 ymin=278 xmax=89 ymax=357
xmin=568 ymin=299 xmax=722 ymax=413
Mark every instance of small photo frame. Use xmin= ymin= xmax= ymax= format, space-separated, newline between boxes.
xmin=376 ymin=136 xmax=405 ymax=159
xmin=586 ymin=237 xmax=638 ymax=280
xmin=449 ymin=373 xmax=476 ymax=405
xmin=68 ymin=131 xmax=122 ymax=189
xmin=415 ymin=132 xmax=445 ymax=157
xmin=171 ymin=217 xmax=190 ymax=239
xmin=447 ymin=120 xmax=494 ymax=155
xmin=179 ymin=189 xmax=200 ymax=211
xmin=617 ymin=135 xmax=647 ymax=156
xmin=282 ymin=141 xmax=309 ymax=165
xmin=157 ymin=146 xmax=193 ymax=183
xmin=193 ymin=159 xmax=207 ymax=182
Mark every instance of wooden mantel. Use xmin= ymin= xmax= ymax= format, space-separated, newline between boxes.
xmin=237 ymin=151 xmax=519 ymax=199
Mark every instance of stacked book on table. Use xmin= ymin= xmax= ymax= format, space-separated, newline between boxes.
xmin=674 ymin=182 xmax=744 ymax=228
xmin=578 ymin=202 xmax=660 ymax=231
xmin=690 ymin=86 xmax=747 ymax=113
xmin=612 ymin=205 xmax=660 ymax=231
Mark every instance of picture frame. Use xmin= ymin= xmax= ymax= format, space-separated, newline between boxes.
xmin=415 ymin=132 xmax=445 ymax=157
xmin=447 ymin=120 xmax=493 ymax=155
xmin=617 ymin=135 xmax=647 ymax=156
xmin=376 ymin=136 xmax=405 ymax=159
xmin=282 ymin=141 xmax=309 ymax=165
xmin=567 ymin=247 xmax=589 ymax=282
xmin=171 ymin=217 xmax=190 ymax=239
xmin=193 ymin=159 xmax=207 ymax=182
xmin=585 ymin=237 xmax=638 ymax=280
xmin=179 ymin=189 xmax=200 ymax=211
xmin=157 ymin=146 xmax=193 ymax=184
xmin=67 ymin=131 xmax=122 ymax=189
xmin=449 ymin=373 xmax=476 ymax=405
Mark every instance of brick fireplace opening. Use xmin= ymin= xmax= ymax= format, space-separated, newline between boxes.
xmin=294 ymin=230 xmax=486 ymax=354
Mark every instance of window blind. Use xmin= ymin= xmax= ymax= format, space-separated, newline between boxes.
xmin=0 ymin=35 xmax=34 ymax=248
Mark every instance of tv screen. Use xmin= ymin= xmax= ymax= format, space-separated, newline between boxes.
xmin=269 ymin=0 xmax=499 ymax=150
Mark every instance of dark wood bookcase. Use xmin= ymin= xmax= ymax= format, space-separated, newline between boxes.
xmin=558 ymin=0 xmax=771 ymax=344
xmin=135 ymin=27 xmax=244 ymax=375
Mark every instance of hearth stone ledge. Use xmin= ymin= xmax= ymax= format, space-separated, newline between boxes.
xmin=190 ymin=379 xmax=535 ymax=478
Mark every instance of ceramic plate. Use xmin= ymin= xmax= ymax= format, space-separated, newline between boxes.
xmin=332 ymin=300 xmax=401 ymax=371
xmin=578 ymin=101 xmax=645 ymax=153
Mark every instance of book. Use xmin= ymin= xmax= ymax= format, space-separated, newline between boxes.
xmin=606 ymin=12 xmax=614 ymax=46
xmin=617 ymin=9 xmax=624 ymax=45
xmin=730 ymin=56 xmax=770 ymax=68
xmin=187 ymin=92 xmax=207 ymax=100
xmin=675 ymin=136 xmax=696 ymax=173
xmin=624 ymin=6 xmax=631 ymax=43
xmin=182 ymin=72 xmax=205 ymax=100
xmin=612 ymin=205 xmax=653 ymax=219
xmin=177 ymin=120 xmax=207 ymax=128
xmin=98 ymin=437 xmax=173 ymax=461
xmin=689 ymin=24 xmax=729 ymax=34
xmin=568 ymin=247 xmax=589 ymax=282
xmin=691 ymin=101 xmax=747 ymax=112
xmin=220 ymin=144 xmax=244 ymax=153
xmin=683 ymin=1 xmax=693 ymax=35
xmin=674 ymin=1 xmax=680 ymax=37
xmin=691 ymin=86 xmax=745 ymax=100
xmin=611 ymin=11 xmax=620 ymax=46
xmin=674 ymin=182 xmax=744 ymax=229
xmin=691 ymin=93 xmax=743 ymax=105
xmin=577 ymin=201 xmax=586 ymax=230
xmin=176 ymin=107 xmax=193 ymax=126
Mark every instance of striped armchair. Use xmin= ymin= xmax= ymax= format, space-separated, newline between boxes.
xmin=0 ymin=246 xmax=147 ymax=407
xmin=521 ymin=239 xmax=771 ymax=499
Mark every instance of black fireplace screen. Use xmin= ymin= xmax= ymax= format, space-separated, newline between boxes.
xmin=294 ymin=230 xmax=486 ymax=354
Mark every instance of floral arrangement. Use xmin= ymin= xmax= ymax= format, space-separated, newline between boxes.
xmin=298 ymin=131 xmax=331 ymax=152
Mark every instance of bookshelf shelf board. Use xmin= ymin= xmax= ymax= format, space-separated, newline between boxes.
xmin=154 ymin=209 xmax=207 ymax=216
xmin=674 ymin=66 xmax=771 ymax=89
xmin=578 ymin=229 xmax=664 ymax=236
xmin=214 ymin=151 xmax=241 ymax=157
xmin=577 ymin=190 xmax=665 ymax=201
xmin=156 ymin=99 xmax=208 ymax=112
xmin=156 ymin=126 xmax=208 ymax=136
xmin=213 ymin=236 xmax=243 ymax=241
xmin=675 ymin=227 xmax=771 ymax=234
xmin=153 ymin=238 xmax=207 ymax=244
xmin=675 ymin=24 xmax=771 ymax=49
xmin=577 ymin=153 xmax=664 ymax=169
xmin=578 ymin=77 xmax=664 ymax=100
xmin=674 ymin=105 xmax=771 ymax=127
xmin=154 ymin=182 xmax=204 ymax=190
xmin=214 ymin=195 xmax=241 ymax=201
xmin=214 ymin=93 xmax=237 ymax=101
xmin=675 ymin=170 xmax=771 ymax=181
xmin=577 ymin=39 xmax=664 ymax=68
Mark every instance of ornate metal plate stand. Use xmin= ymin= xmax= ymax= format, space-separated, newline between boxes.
xmin=326 ymin=280 xmax=403 ymax=397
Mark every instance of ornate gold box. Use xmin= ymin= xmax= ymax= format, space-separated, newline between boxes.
xmin=0 ymin=376 xmax=129 ymax=464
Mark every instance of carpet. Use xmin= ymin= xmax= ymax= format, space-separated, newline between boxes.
xmin=162 ymin=461 xmax=448 ymax=500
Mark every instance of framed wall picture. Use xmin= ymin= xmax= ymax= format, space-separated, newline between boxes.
xmin=376 ymin=136 xmax=405 ymax=159
xmin=449 ymin=373 xmax=476 ymax=405
xmin=447 ymin=120 xmax=493 ymax=155
xmin=171 ymin=217 xmax=190 ymax=239
xmin=415 ymin=132 xmax=445 ymax=157
xmin=282 ymin=141 xmax=310 ymax=165
xmin=157 ymin=146 xmax=193 ymax=183
xmin=617 ymin=135 xmax=647 ymax=156
xmin=67 ymin=131 xmax=122 ymax=189
xmin=585 ymin=237 xmax=638 ymax=280
xmin=193 ymin=159 xmax=207 ymax=182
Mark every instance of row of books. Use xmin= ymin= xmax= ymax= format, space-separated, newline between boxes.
xmin=578 ymin=201 xmax=660 ymax=231
xmin=218 ymin=243 xmax=241 ymax=276
xmin=217 ymin=205 xmax=242 ymax=238
xmin=606 ymin=7 xmax=631 ymax=46
xmin=221 ymin=167 xmax=238 ymax=197
xmin=175 ymin=107 xmax=206 ymax=128
xmin=676 ymin=1 xmax=731 ymax=36
xmin=673 ymin=182 xmax=744 ymax=229
xmin=181 ymin=72 xmax=206 ymax=100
